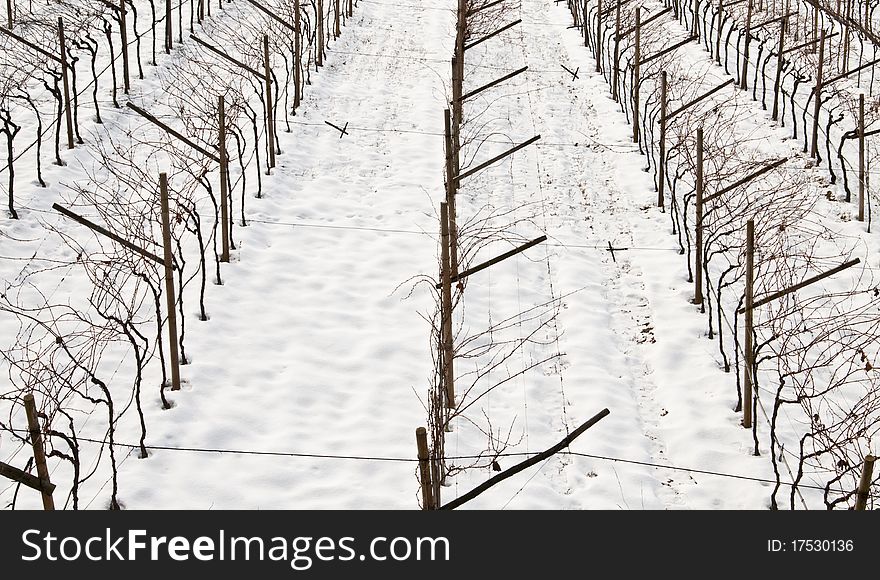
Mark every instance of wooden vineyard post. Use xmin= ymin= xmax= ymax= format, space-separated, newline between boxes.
xmin=263 ymin=34 xmax=276 ymax=171
xmin=771 ymin=18 xmax=784 ymax=121
xmin=741 ymin=0 xmax=753 ymax=91
xmin=658 ymin=70 xmax=667 ymax=208
xmin=165 ymin=0 xmax=172 ymax=53
xmin=5 ymin=0 xmax=11 ymax=29
xmin=583 ymin=0 xmax=588 ymax=48
xmin=294 ymin=0 xmax=301 ymax=110
xmin=451 ymin=58 xmax=462 ymax=177
xmin=160 ymin=173 xmax=182 ymax=391
xmin=440 ymin=202 xmax=455 ymax=408
xmin=694 ymin=127 xmax=704 ymax=306
xmin=58 ymin=18 xmax=74 ymax=150
xmin=334 ymin=0 xmax=340 ymax=38
xmin=317 ymin=0 xmax=324 ymax=67
xmin=347 ymin=0 xmax=352 ymax=17
xmin=120 ymin=0 xmax=130 ymax=93
xmin=218 ymin=95 xmax=230 ymax=262
xmin=613 ymin=0 xmax=621 ymax=101
xmin=812 ymin=0 xmax=818 ymax=53
xmin=444 ymin=110 xmax=459 ymax=277
xmin=633 ymin=8 xmax=640 ymax=143
xmin=855 ymin=454 xmax=875 ymax=510
xmin=743 ymin=218 xmax=755 ymax=429
xmin=858 ymin=92 xmax=865 ymax=220
xmin=23 ymin=394 xmax=54 ymax=511
xmin=715 ymin=0 xmax=723 ymax=65
xmin=416 ymin=427 xmax=435 ymax=510
xmin=810 ymin=28 xmax=825 ymax=159
xmin=596 ymin=0 xmax=603 ymax=73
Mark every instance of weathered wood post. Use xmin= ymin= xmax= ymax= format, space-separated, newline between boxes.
xmin=159 ymin=173 xmax=182 ymax=391
xmin=613 ymin=0 xmax=621 ymax=101
xmin=263 ymin=34 xmax=276 ymax=170
xmin=771 ymin=18 xmax=784 ymax=121
xmin=810 ymin=28 xmax=825 ymax=159
xmin=23 ymin=394 xmax=54 ymax=511
xmin=715 ymin=0 xmax=723 ymax=64
xmin=659 ymin=70 xmax=667 ymax=208
xmin=165 ymin=0 xmax=172 ymax=53
xmin=741 ymin=0 xmax=753 ymax=90
xmin=219 ymin=95 xmax=230 ymax=262
xmin=317 ymin=0 xmax=324 ymax=67
xmin=855 ymin=454 xmax=875 ymax=510
xmin=694 ymin=127 xmax=704 ymax=306
xmin=334 ymin=0 xmax=340 ymax=38
xmin=596 ymin=0 xmax=603 ymax=73
xmin=294 ymin=0 xmax=301 ymax=110
xmin=416 ymin=427 xmax=435 ymax=510
xmin=743 ymin=218 xmax=755 ymax=428
xmin=58 ymin=17 xmax=74 ymax=150
xmin=120 ymin=0 xmax=130 ymax=93
xmin=440 ymin=202 xmax=455 ymax=408
xmin=859 ymin=92 xmax=865 ymax=221
xmin=444 ymin=110 xmax=459 ymax=277
xmin=633 ymin=7 xmax=641 ymax=143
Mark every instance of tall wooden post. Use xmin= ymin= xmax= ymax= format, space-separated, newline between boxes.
xmin=451 ymin=58 xmax=462 ymax=177
xmin=694 ymin=127 xmax=704 ymax=306
xmin=165 ymin=0 xmax=172 ymax=53
xmin=23 ymin=394 xmax=54 ymax=511
xmin=58 ymin=18 xmax=74 ymax=150
xmin=317 ymin=0 xmax=324 ymax=67
xmin=633 ymin=8 xmax=641 ymax=143
xmin=294 ymin=0 xmax=301 ymax=110
xmin=5 ymin=0 xmax=11 ymax=29
xmin=715 ymin=0 xmax=723 ymax=64
xmin=583 ymin=0 xmax=588 ymax=48
xmin=741 ymin=0 xmax=753 ymax=90
xmin=160 ymin=173 xmax=182 ymax=392
xmin=347 ymin=0 xmax=352 ymax=17
xmin=444 ymin=110 xmax=459 ymax=277
xmin=855 ymin=454 xmax=875 ymax=510
xmin=659 ymin=70 xmax=667 ymax=208
xmin=858 ymin=93 xmax=865 ymax=220
xmin=440 ymin=202 xmax=455 ymax=408
xmin=771 ymin=19 xmax=785 ymax=121
xmin=596 ymin=0 xmax=603 ymax=73
xmin=613 ymin=0 xmax=621 ymax=101
xmin=812 ymin=0 xmax=819 ymax=53
xmin=810 ymin=29 xmax=825 ymax=159
xmin=334 ymin=0 xmax=340 ymax=38
xmin=219 ymin=96 xmax=230 ymax=262
xmin=120 ymin=0 xmax=130 ymax=94
xmin=743 ymin=218 xmax=755 ymax=429
xmin=416 ymin=427 xmax=435 ymax=510
xmin=263 ymin=35 xmax=276 ymax=170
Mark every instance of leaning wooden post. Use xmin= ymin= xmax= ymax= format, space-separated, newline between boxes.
xmin=23 ymin=394 xmax=54 ymax=511
xmin=613 ymin=0 xmax=621 ymax=101
xmin=58 ymin=17 xmax=74 ymax=150
xmin=263 ymin=34 xmax=276 ymax=170
xmin=741 ymin=0 xmax=753 ymax=91
xmin=294 ymin=0 xmax=301 ymax=110
xmin=444 ymin=110 xmax=459 ymax=277
xmin=858 ymin=92 xmax=865 ymax=220
xmin=743 ymin=218 xmax=755 ymax=429
xmin=119 ymin=0 xmax=130 ymax=94
xmin=658 ymin=70 xmax=667 ymax=208
xmin=855 ymin=454 xmax=875 ymax=510
xmin=416 ymin=427 xmax=435 ymax=510
xmin=633 ymin=8 xmax=641 ymax=143
xmin=771 ymin=18 xmax=785 ymax=121
xmin=715 ymin=0 xmax=723 ymax=64
xmin=440 ymin=202 xmax=455 ymax=408
xmin=159 ymin=173 xmax=182 ymax=392
xmin=316 ymin=0 xmax=324 ymax=67
xmin=694 ymin=127 xmax=704 ymax=306
xmin=165 ymin=0 xmax=172 ymax=53
xmin=218 ymin=96 xmax=230 ymax=263
xmin=810 ymin=28 xmax=825 ymax=159
xmin=595 ymin=0 xmax=603 ymax=73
